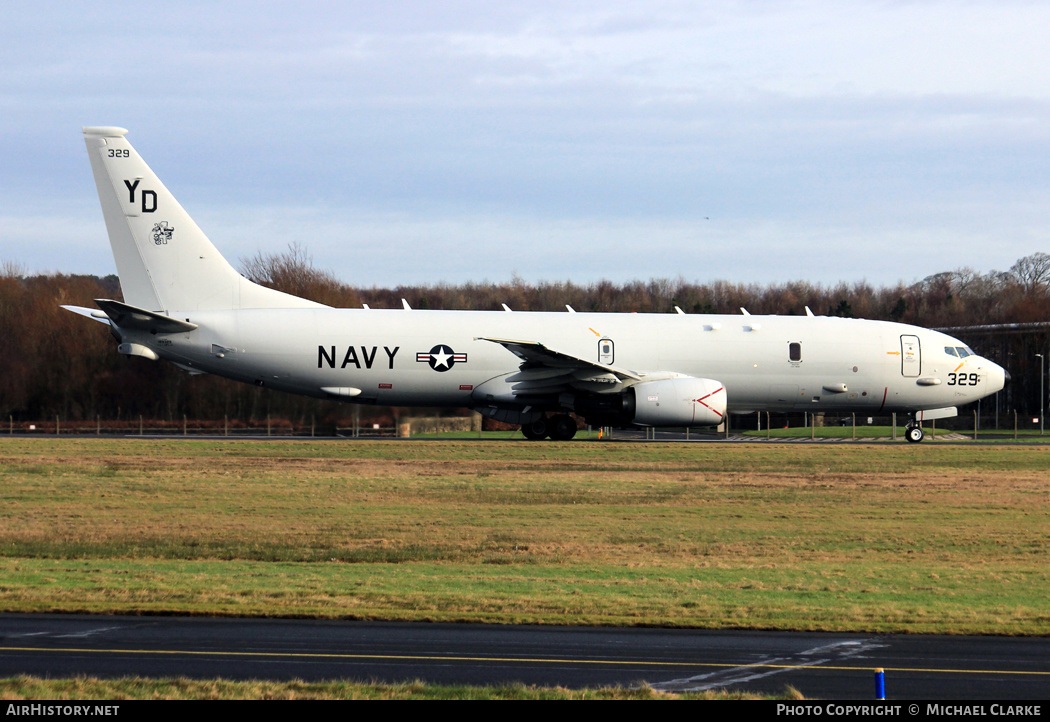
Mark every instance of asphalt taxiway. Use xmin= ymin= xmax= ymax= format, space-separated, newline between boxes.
xmin=1 ymin=614 xmax=1047 ymax=699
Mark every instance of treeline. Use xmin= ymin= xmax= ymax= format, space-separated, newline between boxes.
xmin=2 ymin=247 xmax=1048 ymax=425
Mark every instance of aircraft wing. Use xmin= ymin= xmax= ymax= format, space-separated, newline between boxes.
xmin=478 ymin=337 xmax=640 ymax=379
xmin=476 ymin=337 xmax=641 ymax=396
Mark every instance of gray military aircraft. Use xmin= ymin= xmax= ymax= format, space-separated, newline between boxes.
xmin=64 ymin=127 xmax=1007 ymax=442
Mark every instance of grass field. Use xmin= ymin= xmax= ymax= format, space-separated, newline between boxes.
xmin=0 ymin=438 xmax=1047 ymax=635
xmin=739 ymin=425 xmax=1050 ymax=441
xmin=422 ymin=425 xmax=1050 ymax=441
xmin=0 ymin=675 xmax=778 ymax=700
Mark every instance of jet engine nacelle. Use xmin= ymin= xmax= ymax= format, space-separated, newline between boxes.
xmin=567 ymin=376 xmax=727 ymax=428
xmin=630 ymin=377 xmax=726 ymax=427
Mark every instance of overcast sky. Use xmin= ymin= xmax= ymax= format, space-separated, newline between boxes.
xmin=3 ymin=1 xmax=1049 ymax=290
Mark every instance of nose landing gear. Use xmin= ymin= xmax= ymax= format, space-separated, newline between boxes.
xmin=905 ymin=421 xmax=925 ymax=443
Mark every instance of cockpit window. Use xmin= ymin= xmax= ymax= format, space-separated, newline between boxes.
xmin=945 ymin=347 xmax=958 ymax=357
xmin=956 ymin=347 xmax=971 ymax=358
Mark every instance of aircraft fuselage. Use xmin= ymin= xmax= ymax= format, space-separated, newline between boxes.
xmin=122 ymin=307 xmax=1004 ymax=416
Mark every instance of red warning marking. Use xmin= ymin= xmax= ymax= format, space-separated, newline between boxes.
xmin=694 ymin=386 xmax=726 ymax=418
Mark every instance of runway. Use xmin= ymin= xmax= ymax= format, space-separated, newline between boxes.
xmin=1 ymin=614 xmax=1047 ymax=699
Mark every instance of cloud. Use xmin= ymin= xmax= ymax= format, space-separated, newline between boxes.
xmin=2 ymin=1 xmax=1049 ymax=288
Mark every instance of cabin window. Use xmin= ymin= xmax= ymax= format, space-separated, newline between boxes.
xmin=789 ymin=342 xmax=802 ymax=362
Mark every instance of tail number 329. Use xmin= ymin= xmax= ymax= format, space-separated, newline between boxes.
xmin=947 ymin=372 xmax=979 ymax=386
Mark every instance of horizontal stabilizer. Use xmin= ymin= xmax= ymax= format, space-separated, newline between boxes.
xmin=93 ymin=299 xmax=198 ymax=334
xmin=60 ymin=305 xmax=112 ymax=325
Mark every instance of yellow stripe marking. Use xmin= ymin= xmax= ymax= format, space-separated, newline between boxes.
xmin=0 ymin=645 xmax=701 ymax=668
xmin=2 ymin=646 xmax=1049 ymax=677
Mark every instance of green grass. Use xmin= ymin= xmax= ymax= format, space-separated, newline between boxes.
xmin=741 ymin=425 xmax=916 ymax=439
xmin=413 ymin=428 xmax=604 ymax=440
xmin=0 ymin=438 xmax=1048 ymax=634
xmin=0 ymin=676 xmax=784 ymax=699
xmin=740 ymin=425 xmax=1050 ymax=441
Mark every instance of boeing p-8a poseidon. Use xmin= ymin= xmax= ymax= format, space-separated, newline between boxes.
xmin=64 ymin=127 xmax=1007 ymax=442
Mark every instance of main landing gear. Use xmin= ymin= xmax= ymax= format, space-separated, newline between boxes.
xmin=521 ymin=414 xmax=578 ymax=441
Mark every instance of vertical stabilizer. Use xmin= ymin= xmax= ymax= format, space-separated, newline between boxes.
xmin=82 ymin=127 xmax=324 ymax=312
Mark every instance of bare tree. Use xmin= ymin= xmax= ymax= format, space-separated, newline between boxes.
xmin=240 ymin=242 xmax=359 ymax=307
xmin=1009 ymin=252 xmax=1050 ymax=294
xmin=1 ymin=260 xmax=26 ymax=278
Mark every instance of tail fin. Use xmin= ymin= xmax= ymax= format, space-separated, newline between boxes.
xmin=83 ymin=127 xmax=324 ymax=312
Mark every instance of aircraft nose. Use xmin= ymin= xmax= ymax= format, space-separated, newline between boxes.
xmin=987 ymin=360 xmax=1008 ymax=394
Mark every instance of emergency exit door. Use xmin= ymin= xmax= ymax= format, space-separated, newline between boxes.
xmin=901 ymin=335 xmax=920 ymax=377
